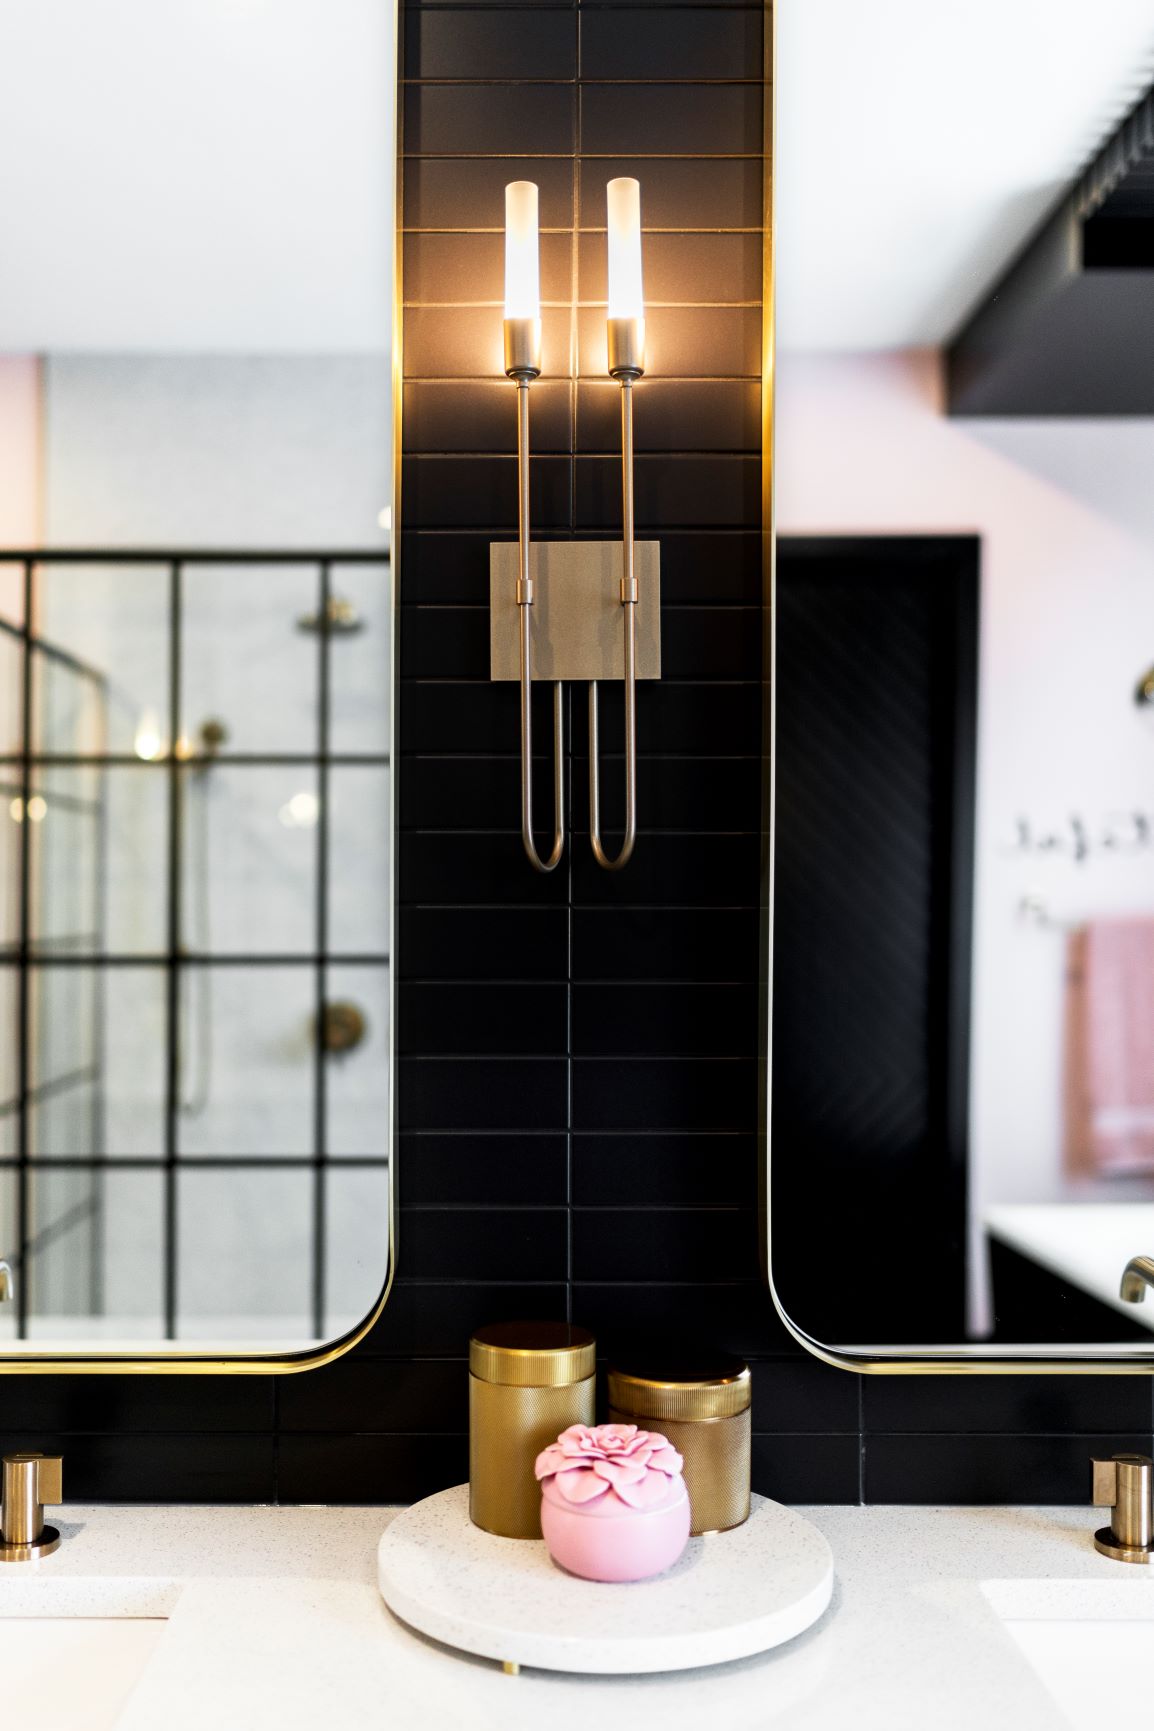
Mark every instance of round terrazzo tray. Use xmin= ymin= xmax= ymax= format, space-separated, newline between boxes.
xmin=377 ymin=1484 xmax=833 ymax=1675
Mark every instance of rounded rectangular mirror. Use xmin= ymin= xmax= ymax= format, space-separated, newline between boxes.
xmin=770 ymin=3 xmax=1154 ymax=1368
xmin=0 ymin=0 xmax=397 ymax=1365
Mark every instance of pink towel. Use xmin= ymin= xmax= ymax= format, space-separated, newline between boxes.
xmin=1069 ymin=918 xmax=1154 ymax=1176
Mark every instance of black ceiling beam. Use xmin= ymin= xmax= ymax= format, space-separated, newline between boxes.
xmin=947 ymin=85 xmax=1154 ymax=416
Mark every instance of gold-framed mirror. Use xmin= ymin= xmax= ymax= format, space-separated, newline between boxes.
xmin=0 ymin=0 xmax=399 ymax=1370
xmin=768 ymin=2 xmax=1154 ymax=1371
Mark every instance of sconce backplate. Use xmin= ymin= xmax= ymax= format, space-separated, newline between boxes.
xmin=489 ymin=541 xmax=661 ymax=683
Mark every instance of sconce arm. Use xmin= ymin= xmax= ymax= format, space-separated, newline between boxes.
xmin=588 ymin=376 xmax=639 ymax=872
xmin=514 ymin=377 xmax=564 ymax=874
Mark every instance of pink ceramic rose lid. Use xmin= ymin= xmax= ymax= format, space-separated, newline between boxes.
xmin=534 ymin=1422 xmax=685 ymax=1509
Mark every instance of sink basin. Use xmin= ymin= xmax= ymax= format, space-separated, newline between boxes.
xmin=0 ymin=1618 xmax=166 ymax=1730
xmin=983 ymin=1580 xmax=1154 ymax=1731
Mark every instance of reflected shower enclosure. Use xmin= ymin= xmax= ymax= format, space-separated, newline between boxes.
xmin=0 ymin=551 xmax=391 ymax=1347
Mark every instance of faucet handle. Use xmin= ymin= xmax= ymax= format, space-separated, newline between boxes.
xmin=0 ymin=1453 xmax=63 ymax=1561
xmin=1091 ymin=1452 xmax=1154 ymax=1564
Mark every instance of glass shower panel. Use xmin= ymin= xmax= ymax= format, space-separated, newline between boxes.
xmin=198 ymin=764 xmax=318 ymax=956
xmin=175 ymin=965 xmax=314 ymax=1157
xmin=33 ymin=563 xmax=168 ymax=759
xmin=328 ymin=766 xmax=391 ymax=956
xmin=181 ymin=562 xmax=319 ymax=756
xmin=328 ymin=559 xmax=392 ymax=756
xmin=325 ymin=963 xmax=390 ymax=1156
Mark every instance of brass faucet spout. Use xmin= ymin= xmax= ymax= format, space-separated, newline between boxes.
xmin=1120 ymin=1255 xmax=1154 ymax=1304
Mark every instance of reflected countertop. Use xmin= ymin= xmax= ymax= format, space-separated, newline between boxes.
xmin=987 ymin=1202 xmax=1154 ymax=1330
xmin=0 ymin=1498 xmax=1147 ymax=1728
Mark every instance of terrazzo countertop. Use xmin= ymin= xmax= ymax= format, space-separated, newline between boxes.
xmin=4 ymin=1499 xmax=1150 ymax=1729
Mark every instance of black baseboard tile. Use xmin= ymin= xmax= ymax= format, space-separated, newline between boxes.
xmin=278 ymin=1357 xmax=468 ymax=1434
xmin=0 ymin=1375 xmax=273 ymax=1435
xmin=1 ymin=1433 xmax=277 ymax=1503
xmin=752 ymin=1434 xmax=861 ymax=1505
xmin=278 ymin=1433 xmax=469 ymax=1504
xmin=750 ymin=1357 xmax=861 ymax=1435
xmin=863 ymin=1375 xmax=1154 ymax=1438
xmin=863 ymin=1433 xmax=1154 ymax=1505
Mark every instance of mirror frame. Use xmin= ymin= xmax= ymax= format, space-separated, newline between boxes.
xmin=0 ymin=0 xmax=401 ymax=1377
xmin=761 ymin=8 xmax=1154 ymax=1377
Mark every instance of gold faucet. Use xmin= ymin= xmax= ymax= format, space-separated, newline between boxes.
xmin=1120 ymin=1256 xmax=1154 ymax=1303
xmin=1091 ymin=1453 xmax=1154 ymax=1563
xmin=0 ymin=1455 xmax=63 ymax=1562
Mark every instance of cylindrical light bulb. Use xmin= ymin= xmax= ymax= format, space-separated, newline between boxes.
xmin=606 ymin=177 xmax=643 ymax=320
xmin=504 ymin=181 xmax=540 ymax=321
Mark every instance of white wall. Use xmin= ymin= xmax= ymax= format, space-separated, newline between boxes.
xmin=775 ymin=351 xmax=1154 ymax=1330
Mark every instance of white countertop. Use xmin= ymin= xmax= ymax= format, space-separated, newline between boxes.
xmin=4 ymin=1499 xmax=1152 ymax=1729
xmin=986 ymin=1202 xmax=1154 ymax=1331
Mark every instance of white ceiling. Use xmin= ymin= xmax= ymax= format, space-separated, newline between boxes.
xmin=0 ymin=0 xmax=394 ymax=354
xmin=776 ymin=0 xmax=1154 ymax=351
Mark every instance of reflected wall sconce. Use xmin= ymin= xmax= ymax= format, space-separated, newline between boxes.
xmin=491 ymin=177 xmax=661 ymax=873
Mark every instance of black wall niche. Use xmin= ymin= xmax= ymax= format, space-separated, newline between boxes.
xmin=1 ymin=3 xmax=1149 ymax=1505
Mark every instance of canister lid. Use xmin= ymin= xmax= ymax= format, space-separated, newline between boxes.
xmin=607 ymin=1353 xmax=751 ymax=1421
xmin=469 ymin=1322 xmax=596 ymax=1388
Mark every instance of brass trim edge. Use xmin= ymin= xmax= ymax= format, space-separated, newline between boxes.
xmin=0 ymin=0 xmax=402 ymax=1377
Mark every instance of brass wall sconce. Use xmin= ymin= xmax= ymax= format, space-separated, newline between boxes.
xmin=491 ymin=178 xmax=661 ymax=873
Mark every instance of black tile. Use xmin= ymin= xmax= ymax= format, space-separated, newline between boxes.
xmin=752 ymin=1434 xmax=861 ymax=1504
xmin=405 ymin=306 xmax=571 ymax=380
xmin=750 ymin=1358 xmax=860 ymax=1435
xmin=404 ymin=232 xmax=572 ymax=308
xmin=570 ymin=683 xmax=762 ymax=756
xmin=2 ymin=1433 xmax=277 ymax=1503
xmin=572 ymin=1130 xmax=754 ymax=1204
xmin=656 ymin=533 xmax=763 ymax=605
xmin=862 ymin=1376 xmax=1154 ymax=1436
xmin=358 ymin=1280 xmax=570 ymax=1356
xmin=578 ymin=232 xmax=762 ymax=308
xmin=580 ymin=9 xmax=761 ymax=81
xmin=661 ymin=608 xmax=762 ymax=677
xmin=278 ymin=1433 xmax=469 ymax=1504
xmin=405 ymin=9 xmax=576 ymax=79
xmin=400 ymin=754 xmax=573 ymax=832
xmin=572 ymin=982 xmax=759 ymax=1055
xmin=405 ymin=158 xmax=574 ymax=229
xmin=399 ymin=907 xmax=569 ymax=979
xmin=577 ymin=454 xmax=760 ymax=530
xmin=569 ymin=756 xmax=763 ymax=834
xmin=401 ymin=673 xmax=570 ymax=753
xmin=572 ymin=1057 xmax=757 ymax=1131
xmin=399 ymin=982 xmax=568 ymax=1055
xmin=578 ymin=306 xmax=761 ymax=379
xmin=580 ymin=84 xmax=761 ymax=156
xmin=399 ymin=831 xmax=569 ymax=906
xmin=400 ymin=1205 xmax=569 ymax=1279
xmin=403 ymin=455 xmax=572 ymax=530
xmin=399 ymin=1133 xmax=569 ymax=1206
xmin=573 ymin=1279 xmax=797 ymax=1358
xmin=578 ymin=157 xmax=763 ymax=229
xmin=571 ymin=1206 xmax=757 ymax=1280
xmin=571 ymin=907 xmax=760 ymax=981
xmin=399 ymin=533 xmax=491 ymax=606
xmin=403 ymin=380 xmax=573 ymax=454
xmin=405 ymin=83 xmax=576 ymax=155
xmin=577 ymin=380 xmax=759 ymax=453
xmin=400 ymin=605 xmax=489 ymax=679
xmin=864 ymin=1434 xmax=1154 ymax=1505
xmin=0 ymin=1376 xmax=273 ymax=1433
xmin=278 ymin=1359 xmax=468 ymax=1433
xmin=400 ymin=1056 xmax=568 ymax=1130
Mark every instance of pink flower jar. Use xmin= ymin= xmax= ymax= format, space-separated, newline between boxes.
xmin=534 ymin=1422 xmax=690 ymax=1582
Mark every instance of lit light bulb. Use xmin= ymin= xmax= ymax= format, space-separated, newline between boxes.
xmin=279 ymin=791 xmax=319 ymax=829
xmin=606 ymin=177 xmax=644 ymax=322
xmin=504 ymin=181 xmax=540 ymax=321
xmin=377 ymin=505 xmax=392 ymax=533
xmin=26 ymin=795 xmax=46 ymax=822
xmin=8 ymin=797 xmax=23 ymax=823
xmin=134 ymin=708 xmax=163 ymax=761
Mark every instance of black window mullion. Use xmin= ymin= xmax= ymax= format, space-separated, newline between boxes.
xmin=15 ymin=559 xmax=33 ymax=1338
xmin=163 ymin=560 xmax=183 ymax=1339
xmin=312 ymin=560 xmax=331 ymax=1339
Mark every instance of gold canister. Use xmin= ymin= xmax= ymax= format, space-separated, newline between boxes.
xmin=469 ymin=1322 xmax=596 ymax=1539
xmin=607 ymin=1354 xmax=751 ymax=1535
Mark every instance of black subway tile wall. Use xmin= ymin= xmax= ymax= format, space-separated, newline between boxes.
xmin=10 ymin=2 xmax=1148 ymax=1504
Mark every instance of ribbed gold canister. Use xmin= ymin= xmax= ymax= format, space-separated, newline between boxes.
xmin=607 ymin=1354 xmax=751 ymax=1535
xmin=469 ymin=1322 xmax=596 ymax=1539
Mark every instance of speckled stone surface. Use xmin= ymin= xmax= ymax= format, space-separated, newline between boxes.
xmin=0 ymin=1502 xmax=1151 ymax=1727
xmin=377 ymin=1486 xmax=834 ymax=1673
